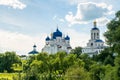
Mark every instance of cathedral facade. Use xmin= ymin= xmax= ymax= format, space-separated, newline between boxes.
xmin=42 ymin=28 xmax=72 ymax=54
xmin=82 ymin=21 xmax=105 ymax=56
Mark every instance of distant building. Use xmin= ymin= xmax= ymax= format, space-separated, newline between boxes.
xmin=28 ymin=44 xmax=39 ymax=55
xmin=19 ymin=55 xmax=27 ymax=60
xmin=42 ymin=28 xmax=72 ymax=54
xmin=82 ymin=21 xmax=105 ymax=56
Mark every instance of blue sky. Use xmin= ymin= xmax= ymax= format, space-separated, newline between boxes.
xmin=0 ymin=0 xmax=119 ymax=55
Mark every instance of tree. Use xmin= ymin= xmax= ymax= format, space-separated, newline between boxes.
xmin=50 ymin=51 xmax=67 ymax=74
xmin=0 ymin=52 xmax=21 ymax=72
xmin=79 ymin=54 xmax=94 ymax=71
xmin=64 ymin=65 xmax=91 ymax=80
xmin=104 ymin=10 xmax=120 ymax=55
xmin=103 ymin=65 xmax=114 ymax=80
xmin=36 ymin=52 xmax=49 ymax=62
xmin=0 ymin=54 xmax=4 ymax=72
xmin=70 ymin=47 xmax=82 ymax=58
xmin=94 ymin=48 xmax=114 ymax=66
xmin=90 ymin=64 xmax=105 ymax=80
xmin=113 ymin=56 xmax=120 ymax=80
xmin=103 ymin=55 xmax=114 ymax=66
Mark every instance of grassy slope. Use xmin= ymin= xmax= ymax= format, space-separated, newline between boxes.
xmin=0 ymin=73 xmax=17 ymax=80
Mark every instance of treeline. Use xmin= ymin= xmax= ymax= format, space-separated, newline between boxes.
xmin=0 ymin=47 xmax=118 ymax=80
xmin=0 ymin=52 xmax=21 ymax=72
xmin=23 ymin=47 xmax=117 ymax=80
xmin=0 ymin=10 xmax=120 ymax=80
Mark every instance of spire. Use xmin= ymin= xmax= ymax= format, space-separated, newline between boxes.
xmin=56 ymin=25 xmax=59 ymax=32
xmin=57 ymin=24 xmax=58 ymax=28
xmin=94 ymin=20 xmax=97 ymax=28
xmin=33 ymin=44 xmax=37 ymax=50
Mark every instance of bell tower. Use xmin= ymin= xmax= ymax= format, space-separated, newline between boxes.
xmin=91 ymin=21 xmax=100 ymax=40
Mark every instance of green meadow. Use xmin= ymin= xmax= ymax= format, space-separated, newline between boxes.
xmin=0 ymin=73 xmax=18 ymax=80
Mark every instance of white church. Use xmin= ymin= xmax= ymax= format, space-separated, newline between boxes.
xmin=82 ymin=21 xmax=105 ymax=56
xmin=42 ymin=28 xmax=72 ymax=54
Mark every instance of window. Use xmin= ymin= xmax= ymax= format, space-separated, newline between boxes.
xmin=91 ymin=43 xmax=93 ymax=46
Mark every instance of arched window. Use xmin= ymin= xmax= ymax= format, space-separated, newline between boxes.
xmin=91 ymin=43 xmax=93 ymax=46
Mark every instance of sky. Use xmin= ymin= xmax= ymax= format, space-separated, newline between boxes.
xmin=0 ymin=0 xmax=120 ymax=55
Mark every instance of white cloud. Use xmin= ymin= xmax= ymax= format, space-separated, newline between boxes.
xmin=68 ymin=0 xmax=83 ymax=5
xmin=53 ymin=15 xmax=57 ymax=20
xmin=53 ymin=15 xmax=65 ymax=23
xmin=96 ymin=17 xmax=110 ymax=26
xmin=65 ymin=29 xmax=89 ymax=48
xmin=0 ymin=0 xmax=26 ymax=9
xmin=0 ymin=29 xmax=46 ymax=55
xmin=65 ymin=2 xmax=113 ymax=26
xmin=59 ymin=19 xmax=65 ymax=22
xmin=0 ymin=15 xmax=25 ymax=28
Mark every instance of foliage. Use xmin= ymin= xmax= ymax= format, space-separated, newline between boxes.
xmin=1 ymin=10 xmax=120 ymax=80
xmin=93 ymin=47 xmax=115 ymax=66
xmin=0 ymin=52 xmax=21 ymax=72
xmin=64 ymin=65 xmax=91 ymax=80
xmin=90 ymin=64 xmax=105 ymax=80
xmin=104 ymin=10 xmax=120 ymax=55
xmin=70 ymin=46 xmax=82 ymax=58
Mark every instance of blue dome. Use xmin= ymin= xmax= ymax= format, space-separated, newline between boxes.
xmin=92 ymin=27 xmax=99 ymax=30
xmin=95 ymin=39 xmax=103 ymax=42
xmin=29 ymin=50 xmax=39 ymax=54
xmin=28 ymin=45 xmax=39 ymax=54
xmin=53 ymin=28 xmax=62 ymax=39
xmin=46 ymin=36 xmax=50 ymax=41
xmin=65 ymin=35 xmax=70 ymax=40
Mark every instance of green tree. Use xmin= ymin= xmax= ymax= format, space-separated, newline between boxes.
xmin=0 ymin=54 xmax=4 ymax=72
xmin=104 ymin=10 xmax=120 ymax=55
xmin=70 ymin=47 xmax=82 ymax=58
xmin=103 ymin=65 xmax=114 ymax=80
xmin=94 ymin=48 xmax=114 ymax=66
xmin=113 ymin=56 xmax=120 ymax=80
xmin=80 ymin=54 xmax=94 ymax=71
xmin=0 ymin=52 xmax=21 ymax=72
xmin=64 ymin=65 xmax=91 ymax=80
xmin=30 ymin=60 xmax=48 ymax=73
xmin=50 ymin=51 xmax=67 ymax=74
xmin=90 ymin=64 xmax=105 ymax=80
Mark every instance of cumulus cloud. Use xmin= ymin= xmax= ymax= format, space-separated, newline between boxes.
xmin=59 ymin=19 xmax=65 ymax=22
xmin=96 ymin=17 xmax=110 ymax=26
xmin=0 ymin=0 xmax=26 ymax=9
xmin=0 ymin=15 xmax=25 ymax=28
xmin=68 ymin=0 xmax=84 ymax=5
xmin=65 ymin=2 xmax=113 ymax=26
xmin=65 ymin=29 xmax=89 ymax=47
xmin=0 ymin=29 xmax=46 ymax=55
xmin=53 ymin=15 xmax=65 ymax=23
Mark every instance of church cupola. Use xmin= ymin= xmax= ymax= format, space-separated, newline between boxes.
xmin=46 ymin=36 xmax=50 ymax=41
xmin=65 ymin=35 xmax=70 ymax=40
xmin=92 ymin=21 xmax=99 ymax=30
xmin=52 ymin=28 xmax=62 ymax=39
xmin=28 ymin=44 xmax=39 ymax=55
xmin=91 ymin=21 xmax=100 ymax=40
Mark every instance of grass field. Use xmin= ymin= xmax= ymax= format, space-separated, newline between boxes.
xmin=0 ymin=73 xmax=22 ymax=80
